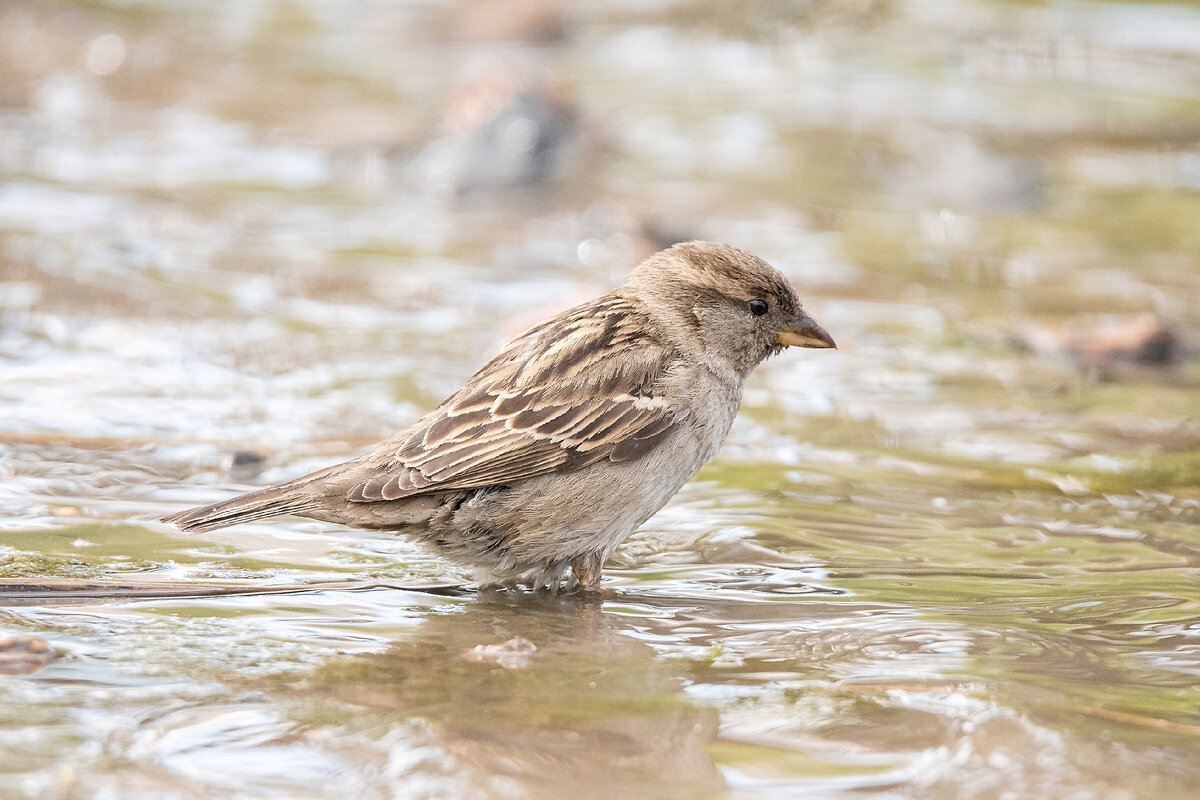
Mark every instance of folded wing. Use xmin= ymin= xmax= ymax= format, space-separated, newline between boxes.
xmin=348 ymin=294 xmax=681 ymax=503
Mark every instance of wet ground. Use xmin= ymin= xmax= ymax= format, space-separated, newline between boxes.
xmin=2 ymin=0 xmax=1200 ymax=797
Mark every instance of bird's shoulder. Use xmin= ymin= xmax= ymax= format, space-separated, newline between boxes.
xmin=479 ymin=289 xmax=677 ymax=393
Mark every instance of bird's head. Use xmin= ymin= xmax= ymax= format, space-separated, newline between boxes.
xmin=626 ymin=241 xmax=836 ymax=379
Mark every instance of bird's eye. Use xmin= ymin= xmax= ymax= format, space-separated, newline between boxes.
xmin=748 ymin=299 xmax=769 ymax=316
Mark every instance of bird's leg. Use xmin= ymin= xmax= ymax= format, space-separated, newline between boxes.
xmin=569 ymin=551 xmax=606 ymax=593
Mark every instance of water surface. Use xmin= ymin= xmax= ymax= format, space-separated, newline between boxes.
xmin=1 ymin=0 xmax=1199 ymax=797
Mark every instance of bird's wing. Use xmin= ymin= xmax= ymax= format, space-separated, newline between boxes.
xmin=347 ymin=294 xmax=682 ymax=503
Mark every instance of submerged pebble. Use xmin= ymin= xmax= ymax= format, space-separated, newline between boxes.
xmin=0 ymin=635 xmax=56 ymax=675
xmin=463 ymin=636 xmax=538 ymax=668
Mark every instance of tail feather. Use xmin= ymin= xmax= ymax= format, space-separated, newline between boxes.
xmin=162 ymin=466 xmax=341 ymax=532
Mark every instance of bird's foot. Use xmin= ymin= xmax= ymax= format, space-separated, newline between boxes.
xmin=569 ymin=552 xmax=612 ymax=596
xmin=576 ymin=585 xmax=617 ymax=599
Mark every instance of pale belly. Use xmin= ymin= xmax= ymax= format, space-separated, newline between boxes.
xmin=451 ymin=392 xmax=739 ymax=572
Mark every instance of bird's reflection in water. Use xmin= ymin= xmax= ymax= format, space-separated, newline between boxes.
xmin=300 ymin=591 xmax=724 ymax=799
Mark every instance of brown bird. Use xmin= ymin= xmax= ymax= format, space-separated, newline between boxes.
xmin=163 ymin=242 xmax=836 ymax=591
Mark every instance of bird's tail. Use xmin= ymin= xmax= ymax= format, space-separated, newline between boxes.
xmin=161 ymin=466 xmax=339 ymax=533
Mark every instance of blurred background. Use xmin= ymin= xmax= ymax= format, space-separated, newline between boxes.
xmin=1 ymin=1 xmax=1199 ymax=798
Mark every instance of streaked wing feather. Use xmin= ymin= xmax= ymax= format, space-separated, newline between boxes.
xmin=349 ymin=294 xmax=681 ymax=503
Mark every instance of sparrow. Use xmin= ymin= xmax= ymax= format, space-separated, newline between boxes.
xmin=162 ymin=241 xmax=836 ymax=591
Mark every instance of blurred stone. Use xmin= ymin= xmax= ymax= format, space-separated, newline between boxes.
xmin=223 ymin=450 xmax=268 ymax=482
xmin=0 ymin=634 xmax=55 ymax=675
xmin=1021 ymin=313 xmax=1185 ymax=372
xmin=418 ymin=64 xmax=583 ymax=198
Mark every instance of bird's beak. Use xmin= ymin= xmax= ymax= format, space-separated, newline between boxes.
xmin=777 ymin=310 xmax=837 ymax=349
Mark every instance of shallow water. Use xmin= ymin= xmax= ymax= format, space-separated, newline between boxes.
xmin=2 ymin=0 xmax=1200 ymax=797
